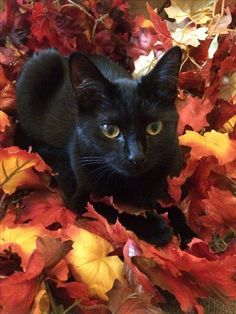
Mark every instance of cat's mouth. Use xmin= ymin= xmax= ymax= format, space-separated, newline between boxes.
xmin=112 ymin=163 xmax=149 ymax=177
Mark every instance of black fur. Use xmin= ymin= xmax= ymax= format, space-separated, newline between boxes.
xmin=16 ymin=47 xmax=186 ymax=246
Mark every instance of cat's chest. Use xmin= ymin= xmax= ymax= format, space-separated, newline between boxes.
xmin=84 ymin=168 xmax=168 ymax=209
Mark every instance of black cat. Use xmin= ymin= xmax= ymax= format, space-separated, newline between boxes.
xmin=16 ymin=47 xmax=187 ymax=246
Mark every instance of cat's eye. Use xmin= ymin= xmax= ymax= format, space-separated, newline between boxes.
xmin=146 ymin=121 xmax=163 ymax=135
xmin=101 ymin=124 xmax=120 ymax=138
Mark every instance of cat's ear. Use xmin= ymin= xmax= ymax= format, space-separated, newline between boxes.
xmin=140 ymin=46 xmax=182 ymax=102
xmin=69 ymin=52 xmax=111 ymax=103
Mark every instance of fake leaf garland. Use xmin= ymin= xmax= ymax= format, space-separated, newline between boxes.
xmin=0 ymin=0 xmax=236 ymax=313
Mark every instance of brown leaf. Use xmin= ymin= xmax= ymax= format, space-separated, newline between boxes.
xmin=36 ymin=237 xmax=73 ymax=270
xmin=107 ymin=280 xmax=164 ymax=314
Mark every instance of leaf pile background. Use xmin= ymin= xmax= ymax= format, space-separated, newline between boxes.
xmin=0 ymin=0 xmax=236 ymax=313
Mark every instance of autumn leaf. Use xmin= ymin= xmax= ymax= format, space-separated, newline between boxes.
xmin=220 ymin=114 xmax=236 ymax=133
xmin=0 ymin=236 xmax=72 ymax=314
xmin=177 ymin=95 xmax=213 ymax=134
xmin=172 ymin=24 xmax=208 ymax=48
xmin=146 ymin=3 xmax=172 ymax=49
xmin=198 ymin=187 xmax=236 ymax=240
xmin=63 ymin=225 xmax=124 ymax=301
xmin=0 ymin=146 xmax=51 ymax=195
xmin=133 ymin=50 xmax=157 ymax=78
xmin=165 ymin=0 xmax=214 ymax=24
xmin=0 ymin=110 xmax=11 ymax=132
xmin=107 ymin=280 xmax=164 ymax=314
xmin=16 ymin=190 xmax=76 ymax=228
xmin=179 ymin=130 xmax=236 ymax=165
xmin=80 ymin=202 xmax=135 ymax=245
xmin=219 ymin=71 xmax=236 ymax=104
xmin=0 ymin=65 xmax=16 ymax=112
xmin=0 ymin=222 xmax=45 ymax=270
xmin=30 ymin=283 xmax=50 ymax=314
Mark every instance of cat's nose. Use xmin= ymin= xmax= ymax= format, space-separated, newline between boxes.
xmin=128 ymin=152 xmax=145 ymax=167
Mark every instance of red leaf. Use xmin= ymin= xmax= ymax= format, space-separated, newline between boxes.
xmin=146 ymin=3 xmax=172 ymax=50
xmin=17 ymin=190 xmax=76 ymax=228
xmin=79 ymin=203 xmax=136 ymax=246
xmin=0 ymin=66 xmax=16 ymax=112
xmin=198 ymin=187 xmax=236 ymax=240
xmin=177 ymin=95 xmax=213 ymax=135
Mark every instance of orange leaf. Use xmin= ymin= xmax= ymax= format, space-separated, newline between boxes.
xmin=199 ymin=187 xmax=236 ymax=240
xmin=179 ymin=130 xmax=236 ymax=165
xmin=0 ymin=146 xmax=51 ymax=194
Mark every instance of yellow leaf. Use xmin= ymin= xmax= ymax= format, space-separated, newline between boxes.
xmin=172 ymin=25 xmax=208 ymax=48
xmin=0 ymin=110 xmax=11 ymax=132
xmin=64 ymin=225 xmax=124 ymax=301
xmin=219 ymin=72 xmax=236 ymax=104
xmin=133 ymin=50 xmax=157 ymax=78
xmin=219 ymin=115 xmax=236 ymax=133
xmin=165 ymin=0 xmax=214 ymax=24
xmin=0 ymin=222 xmax=44 ymax=270
xmin=179 ymin=130 xmax=236 ymax=165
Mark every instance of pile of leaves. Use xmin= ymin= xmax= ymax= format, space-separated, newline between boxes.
xmin=0 ymin=0 xmax=236 ymax=313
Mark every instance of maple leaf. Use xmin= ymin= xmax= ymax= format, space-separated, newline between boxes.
xmin=179 ymin=130 xmax=236 ymax=165
xmin=133 ymin=50 xmax=157 ymax=78
xmin=0 ymin=146 xmax=51 ymax=195
xmin=198 ymin=187 xmax=236 ymax=240
xmin=0 ymin=66 xmax=16 ymax=112
xmin=63 ymin=224 xmax=124 ymax=301
xmin=146 ymin=3 xmax=172 ymax=50
xmin=0 ymin=110 xmax=11 ymax=134
xmin=16 ymin=190 xmax=76 ymax=228
xmin=0 ymin=221 xmax=45 ymax=270
xmin=219 ymin=71 xmax=236 ymax=104
xmin=165 ymin=0 xmax=214 ymax=24
xmin=133 ymin=240 xmax=236 ymax=313
xmin=80 ymin=202 xmax=135 ymax=245
xmin=0 ymin=236 xmax=72 ymax=314
xmin=172 ymin=24 xmax=208 ymax=48
xmin=0 ymin=110 xmax=14 ymax=147
xmin=220 ymin=114 xmax=236 ymax=133
xmin=208 ymin=7 xmax=232 ymax=36
xmin=107 ymin=280 xmax=164 ymax=314
xmin=177 ymin=95 xmax=213 ymax=134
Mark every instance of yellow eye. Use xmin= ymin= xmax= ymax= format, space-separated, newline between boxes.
xmin=101 ymin=124 xmax=120 ymax=138
xmin=146 ymin=121 xmax=162 ymax=135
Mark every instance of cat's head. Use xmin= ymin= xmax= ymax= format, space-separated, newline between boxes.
xmin=69 ymin=47 xmax=182 ymax=178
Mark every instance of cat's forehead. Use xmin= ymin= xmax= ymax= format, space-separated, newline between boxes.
xmin=99 ymin=78 xmax=178 ymax=123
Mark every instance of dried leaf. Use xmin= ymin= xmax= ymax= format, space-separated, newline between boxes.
xmin=165 ymin=0 xmax=214 ymax=24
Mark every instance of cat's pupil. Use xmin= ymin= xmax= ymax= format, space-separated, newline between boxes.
xmin=101 ymin=124 xmax=120 ymax=138
xmin=146 ymin=121 xmax=162 ymax=135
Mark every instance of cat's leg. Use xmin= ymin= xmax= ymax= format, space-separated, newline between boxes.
xmin=94 ymin=203 xmax=173 ymax=246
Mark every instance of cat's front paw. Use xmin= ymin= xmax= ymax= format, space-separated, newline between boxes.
xmin=139 ymin=212 xmax=173 ymax=246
